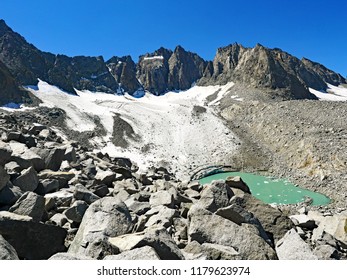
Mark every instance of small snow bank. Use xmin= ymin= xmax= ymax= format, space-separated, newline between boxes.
xmin=143 ymin=55 xmax=164 ymax=61
xmin=309 ymin=84 xmax=347 ymax=101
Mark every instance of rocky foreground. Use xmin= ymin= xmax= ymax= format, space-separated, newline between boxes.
xmin=0 ymin=110 xmax=347 ymax=260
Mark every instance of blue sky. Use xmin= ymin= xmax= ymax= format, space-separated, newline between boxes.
xmin=1 ymin=0 xmax=346 ymax=76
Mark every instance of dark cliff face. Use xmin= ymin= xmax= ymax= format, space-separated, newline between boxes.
xmin=0 ymin=60 xmax=31 ymax=105
xmin=48 ymin=55 xmax=119 ymax=94
xmin=137 ymin=46 xmax=206 ymax=95
xmin=137 ymin=47 xmax=173 ymax=95
xmin=167 ymin=45 xmax=206 ymax=91
xmin=107 ymin=56 xmax=141 ymax=94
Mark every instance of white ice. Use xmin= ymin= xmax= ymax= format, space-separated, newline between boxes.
xmin=309 ymin=83 xmax=347 ymax=101
xmin=27 ymin=80 xmax=239 ymax=179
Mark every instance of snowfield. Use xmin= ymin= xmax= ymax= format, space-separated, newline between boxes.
xmin=27 ymin=80 xmax=239 ymax=179
xmin=309 ymin=84 xmax=347 ymax=101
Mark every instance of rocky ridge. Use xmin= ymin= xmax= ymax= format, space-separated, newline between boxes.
xmin=0 ymin=109 xmax=346 ymax=260
xmin=1 ymin=19 xmax=346 ymax=105
xmin=198 ymin=43 xmax=346 ymax=100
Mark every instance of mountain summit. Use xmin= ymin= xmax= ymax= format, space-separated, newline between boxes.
xmin=0 ymin=19 xmax=346 ymax=104
xmin=199 ymin=43 xmax=346 ymax=99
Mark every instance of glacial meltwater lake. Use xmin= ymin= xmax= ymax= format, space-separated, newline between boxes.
xmin=199 ymin=172 xmax=331 ymax=206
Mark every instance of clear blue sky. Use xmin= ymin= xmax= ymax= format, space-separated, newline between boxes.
xmin=1 ymin=0 xmax=346 ymax=76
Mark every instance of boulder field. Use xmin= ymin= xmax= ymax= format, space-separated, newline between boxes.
xmin=0 ymin=110 xmax=346 ymax=260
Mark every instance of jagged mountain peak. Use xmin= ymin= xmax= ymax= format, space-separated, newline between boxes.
xmin=0 ymin=19 xmax=12 ymax=35
xmin=107 ymin=55 xmax=133 ymax=64
xmin=136 ymin=45 xmax=206 ymax=94
xmin=198 ymin=42 xmax=346 ymax=100
xmin=0 ymin=19 xmax=346 ymax=102
xmin=139 ymin=47 xmax=173 ymax=61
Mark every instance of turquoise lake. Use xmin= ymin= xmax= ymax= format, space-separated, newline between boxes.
xmin=199 ymin=172 xmax=331 ymax=206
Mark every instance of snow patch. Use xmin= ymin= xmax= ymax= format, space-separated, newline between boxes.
xmin=309 ymin=84 xmax=347 ymax=101
xmin=143 ymin=55 xmax=164 ymax=61
xmin=208 ymin=82 xmax=235 ymax=106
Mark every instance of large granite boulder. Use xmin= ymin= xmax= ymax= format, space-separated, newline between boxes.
xmin=104 ymin=246 xmax=161 ymax=260
xmin=187 ymin=205 xmax=277 ymax=260
xmin=108 ymin=227 xmax=185 ymax=260
xmin=234 ymin=193 xmax=293 ymax=243
xmin=0 ymin=211 xmax=66 ymax=259
xmin=275 ymin=229 xmax=318 ymax=260
xmin=0 ymin=234 xmax=19 ymax=260
xmin=9 ymin=191 xmax=45 ymax=222
xmin=68 ymin=197 xmax=133 ymax=258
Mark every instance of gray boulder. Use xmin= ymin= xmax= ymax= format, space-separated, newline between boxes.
xmin=215 ymin=203 xmax=250 ymax=225
xmin=313 ymin=244 xmax=339 ymax=260
xmin=188 ymin=205 xmax=276 ymax=260
xmin=172 ymin=217 xmax=188 ymax=241
xmin=275 ymin=229 xmax=318 ymax=260
xmin=49 ymin=213 xmax=68 ymax=227
xmin=235 ymin=193 xmax=293 ymax=243
xmin=215 ymin=203 xmax=271 ymax=244
xmin=64 ymin=200 xmax=89 ymax=223
xmin=73 ymin=185 xmax=100 ymax=204
xmin=9 ymin=142 xmax=44 ymax=171
xmin=149 ymin=190 xmax=174 ymax=208
xmin=125 ymin=198 xmax=151 ymax=215
xmin=63 ymin=146 xmax=77 ymax=163
xmin=309 ymin=211 xmax=347 ymax=246
xmin=225 ymin=176 xmax=251 ymax=193
xmin=184 ymin=241 xmax=240 ymax=260
xmin=68 ymin=197 xmax=133 ymax=258
xmin=0 ymin=234 xmax=19 ymax=260
xmin=36 ymin=179 xmax=60 ymax=195
xmin=12 ymin=166 xmax=38 ymax=192
xmin=44 ymin=189 xmax=74 ymax=209
xmin=28 ymin=123 xmax=47 ymax=135
xmin=4 ymin=161 xmax=22 ymax=176
xmin=0 ymin=140 xmax=12 ymax=165
xmin=108 ymin=227 xmax=185 ymax=260
xmin=145 ymin=206 xmax=178 ymax=229
xmin=196 ymin=180 xmax=233 ymax=212
xmin=0 ymin=183 xmax=23 ymax=205
xmin=94 ymin=169 xmax=116 ymax=186
xmin=289 ymin=214 xmax=317 ymax=230
xmin=38 ymin=170 xmax=75 ymax=188
xmin=0 ymin=166 xmax=10 ymax=192
xmin=184 ymin=189 xmax=201 ymax=200
xmin=0 ymin=211 xmax=66 ymax=259
xmin=9 ymin=192 xmax=45 ymax=222
xmin=34 ymin=147 xmax=66 ymax=171
xmin=104 ymin=246 xmax=161 ymax=260
xmin=49 ymin=252 xmax=88 ymax=260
